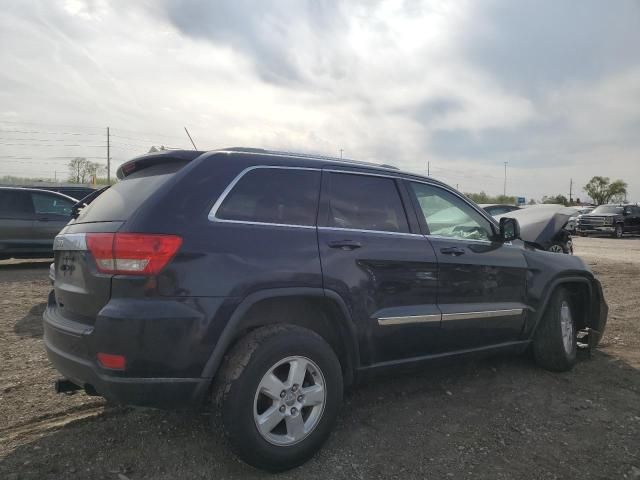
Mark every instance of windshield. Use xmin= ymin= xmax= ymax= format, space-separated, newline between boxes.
xmin=591 ymin=205 xmax=623 ymax=214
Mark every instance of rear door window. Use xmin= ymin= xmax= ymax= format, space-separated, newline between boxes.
xmin=321 ymin=172 xmax=409 ymax=233
xmin=215 ymin=168 xmax=321 ymax=226
xmin=0 ymin=190 xmax=35 ymax=218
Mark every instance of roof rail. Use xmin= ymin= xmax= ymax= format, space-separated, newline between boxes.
xmin=220 ymin=147 xmax=399 ymax=171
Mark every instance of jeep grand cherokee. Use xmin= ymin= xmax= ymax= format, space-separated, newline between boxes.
xmin=44 ymin=148 xmax=608 ymax=471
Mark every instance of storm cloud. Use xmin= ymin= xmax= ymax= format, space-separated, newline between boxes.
xmin=0 ymin=0 xmax=638 ymax=200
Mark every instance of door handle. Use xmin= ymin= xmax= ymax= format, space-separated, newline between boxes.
xmin=440 ymin=246 xmax=465 ymax=256
xmin=328 ymin=240 xmax=362 ymax=250
xmin=38 ymin=217 xmax=50 ymax=222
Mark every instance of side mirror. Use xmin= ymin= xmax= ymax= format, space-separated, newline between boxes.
xmin=499 ymin=217 xmax=520 ymax=242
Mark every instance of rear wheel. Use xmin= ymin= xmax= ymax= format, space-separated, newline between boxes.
xmin=214 ymin=325 xmax=343 ymax=472
xmin=533 ymin=287 xmax=577 ymax=371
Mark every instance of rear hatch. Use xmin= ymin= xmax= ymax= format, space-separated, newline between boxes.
xmin=52 ymin=152 xmax=202 ymax=326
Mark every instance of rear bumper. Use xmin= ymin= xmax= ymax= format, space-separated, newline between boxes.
xmin=43 ymin=290 xmax=226 ymax=408
xmin=44 ymin=334 xmax=204 ymax=408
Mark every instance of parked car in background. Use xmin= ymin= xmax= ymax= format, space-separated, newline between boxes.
xmin=18 ymin=185 xmax=96 ymax=201
xmin=44 ymin=148 xmax=608 ymax=471
xmin=496 ymin=205 xmax=576 ymax=254
xmin=0 ymin=187 xmax=75 ymax=259
xmin=565 ymin=207 xmax=594 ymax=232
xmin=479 ymin=203 xmax=521 ymax=216
xmin=576 ymin=204 xmax=640 ymax=238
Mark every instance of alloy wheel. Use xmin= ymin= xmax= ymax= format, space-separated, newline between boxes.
xmin=548 ymin=244 xmax=564 ymax=253
xmin=560 ymin=300 xmax=574 ymax=354
xmin=253 ymin=356 xmax=326 ymax=446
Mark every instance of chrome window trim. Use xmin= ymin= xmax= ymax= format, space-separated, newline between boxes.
xmin=207 ymin=163 xmax=500 ymax=237
xmin=211 ymin=219 xmax=316 ymax=229
xmin=377 ymin=314 xmax=441 ymax=326
xmin=426 ymin=233 xmax=493 ymax=245
xmin=53 ymin=233 xmax=87 ymax=251
xmin=207 ymin=165 xmax=321 ymax=226
xmin=318 ymin=226 xmax=422 ymax=238
xmin=441 ymin=308 xmax=523 ymax=322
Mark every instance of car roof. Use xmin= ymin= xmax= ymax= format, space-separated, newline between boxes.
xmin=0 ymin=186 xmax=78 ymax=202
xmin=119 ymin=146 xmax=452 ymax=189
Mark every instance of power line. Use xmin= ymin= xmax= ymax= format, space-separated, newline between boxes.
xmin=0 ymin=128 xmax=103 ymax=136
xmin=0 ymin=119 xmax=104 ymax=131
xmin=0 ymin=142 xmax=106 ymax=147
xmin=0 ymin=155 xmax=105 ymax=160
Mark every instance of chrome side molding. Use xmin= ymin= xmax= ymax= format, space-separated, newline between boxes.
xmin=377 ymin=308 xmax=523 ymax=326
xmin=377 ymin=314 xmax=441 ymax=326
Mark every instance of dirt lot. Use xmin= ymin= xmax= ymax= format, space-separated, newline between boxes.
xmin=1 ymin=237 xmax=639 ymax=479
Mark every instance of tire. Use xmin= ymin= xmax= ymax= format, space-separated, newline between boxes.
xmin=533 ymin=287 xmax=577 ymax=372
xmin=612 ymin=224 xmax=623 ymax=238
xmin=213 ymin=325 xmax=343 ymax=472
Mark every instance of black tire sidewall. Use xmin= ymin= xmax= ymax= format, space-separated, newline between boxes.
xmin=534 ymin=287 xmax=577 ymax=371
xmin=221 ymin=329 xmax=343 ymax=472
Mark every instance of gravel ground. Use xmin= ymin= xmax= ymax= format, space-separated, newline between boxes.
xmin=1 ymin=237 xmax=639 ymax=479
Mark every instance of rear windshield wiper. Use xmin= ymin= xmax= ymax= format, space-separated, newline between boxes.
xmin=70 ymin=185 xmax=110 ymax=219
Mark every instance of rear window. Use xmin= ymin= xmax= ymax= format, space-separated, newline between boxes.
xmin=75 ymin=162 xmax=187 ymax=223
xmin=215 ymin=168 xmax=321 ymax=226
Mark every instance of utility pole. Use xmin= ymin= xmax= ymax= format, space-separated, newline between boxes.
xmin=339 ymin=149 xmax=343 ymax=159
xmin=427 ymin=161 xmax=430 ymax=176
xmin=503 ymin=161 xmax=508 ymax=197
xmin=569 ymin=178 xmax=573 ymax=204
xmin=106 ymin=127 xmax=111 ymax=184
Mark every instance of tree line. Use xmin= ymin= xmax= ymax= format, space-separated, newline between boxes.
xmin=465 ymin=176 xmax=628 ymax=206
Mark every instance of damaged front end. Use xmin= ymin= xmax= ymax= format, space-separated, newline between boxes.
xmin=497 ymin=205 xmax=578 ymax=254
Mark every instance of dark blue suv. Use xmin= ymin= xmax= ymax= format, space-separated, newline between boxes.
xmin=44 ymin=148 xmax=608 ymax=471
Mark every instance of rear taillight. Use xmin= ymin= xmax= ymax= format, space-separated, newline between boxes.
xmin=86 ymin=233 xmax=182 ymax=275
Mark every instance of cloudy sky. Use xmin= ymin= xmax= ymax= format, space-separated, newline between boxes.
xmin=0 ymin=0 xmax=639 ymax=201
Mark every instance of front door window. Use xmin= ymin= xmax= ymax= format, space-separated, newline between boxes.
xmin=410 ymin=183 xmax=493 ymax=241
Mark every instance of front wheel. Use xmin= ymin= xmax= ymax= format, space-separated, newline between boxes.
xmin=533 ymin=287 xmax=577 ymax=372
xmin=214 ymin=325 xmax=343 ymax=472
xmin=612 ymin=224 xmax=623 ymax=238
xmin=547 ymin=243 xmax=566 ymax=254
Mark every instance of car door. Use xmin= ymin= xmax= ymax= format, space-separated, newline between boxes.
xmin=30 ymin=191 xmax=73 ymax=250
xmin=317 ymin=169 xmax=440 ymax=365
xmin=0 ymin=190 xmax=37 ymax=254
xmin=406 ymin=181 xmax=529 ymax=352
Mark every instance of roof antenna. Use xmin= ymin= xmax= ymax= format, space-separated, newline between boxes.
xmin=184 ymin=126 xmax=198 ymax=150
